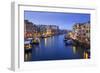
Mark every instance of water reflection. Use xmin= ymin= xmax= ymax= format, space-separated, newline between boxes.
xmin=24 ymin=34 xmax=90 ymax=61
xmin=72 ymin=46 xmax=76 ymax=54
xmin=44 ymin=38 xmax=47 ymax=46
xmin=72 ymin=45 xmax=90 ymax=59
xmin=84 ymin=51 xmax=89 ymax=59
xmin=24 ymin=51 xmax=32 ymax=61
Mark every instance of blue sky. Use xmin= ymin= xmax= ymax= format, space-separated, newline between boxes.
xmin=24 ymin=11 xmax=90 ymax=30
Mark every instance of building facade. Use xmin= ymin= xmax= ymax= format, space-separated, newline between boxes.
xmin=24 ymin=20 xmax=60 ymax=39
xmin=72 ymin=22 xmax=90 ymax=44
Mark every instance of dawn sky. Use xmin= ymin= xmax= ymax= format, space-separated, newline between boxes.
xmin=24 ymin=11 xmax=90 ymax=30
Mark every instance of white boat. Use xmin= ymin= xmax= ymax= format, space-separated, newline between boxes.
xmin=24 ymin=40 xmax=32 ymax=50
xmin=65 ymin=39 xmax=73 ymax=45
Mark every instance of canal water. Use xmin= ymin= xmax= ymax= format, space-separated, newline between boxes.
xmin=24 ymin=34 xmax=90 ymax=61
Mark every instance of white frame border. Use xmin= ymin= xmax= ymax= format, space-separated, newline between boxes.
xmin=11 ymin=1 xmax=97 ymax=71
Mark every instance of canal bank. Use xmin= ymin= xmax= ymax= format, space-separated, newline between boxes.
xmin=24 ymin=34 xmax=90 ymax=61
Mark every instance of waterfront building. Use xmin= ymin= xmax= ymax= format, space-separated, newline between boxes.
xmin=24 ymin=20 xmax=37 ymax=38
xmin=24 ymin=20 xmax=60 ymax=38
xmin=37 ymin=25 xmax=59 ymax=36
xmin=72 ymin=22 xmax=90 ymax=44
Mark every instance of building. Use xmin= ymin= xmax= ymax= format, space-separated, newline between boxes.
xmin=24 ymin=20 xmax=37 ymax=38
xmin=72 ymin=22 xmax=90 ymax=43
xmin=24 ymin=20 xmax=60 ymax=38
xmin=36 ymin=25 xmax=59 ymax=36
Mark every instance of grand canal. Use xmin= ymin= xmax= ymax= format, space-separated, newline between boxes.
xmin=24 ymin=34 xmax=90 ymax=61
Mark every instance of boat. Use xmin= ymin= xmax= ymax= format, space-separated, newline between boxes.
xmin=24 ymin=40 xmax=32 ymax=51
xmin=31 ymin=38 xmax=40 ymax=45
xmin=41 ymin=34 xmax=48 ymax=38
xmin=65 ymin=39 xmax=73 ymax=45
xmin=27 ymin=38 xmax=33 ymax=41
xmin=64 ymin=34 xmax=70 ymax=41
xmin=64 ymin=38 xmax=69 ymax=41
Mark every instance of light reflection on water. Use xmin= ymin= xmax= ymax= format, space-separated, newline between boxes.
xmin=72 ymin=46 xmax=76 ymax=54
xmin=24 ymin=34 xmax=90 ymax=61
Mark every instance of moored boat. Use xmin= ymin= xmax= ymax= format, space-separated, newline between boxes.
xmin=31 ymin=38 xmax=40 ymax=45
xmin=24 ymin=40 xmax=32 ymax=51
xmin=65 ymin=39 xmax=73 ymax=45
